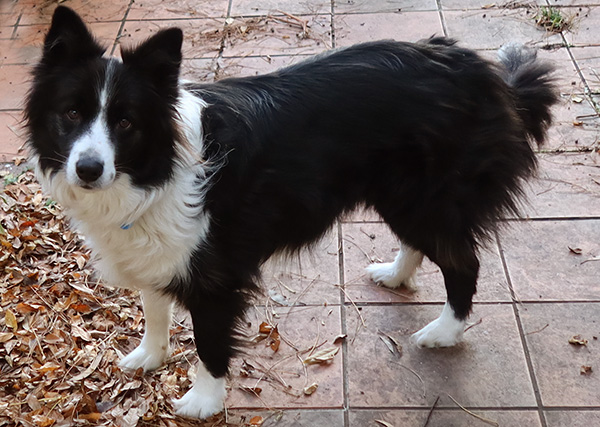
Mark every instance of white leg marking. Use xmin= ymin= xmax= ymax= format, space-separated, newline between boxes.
xmin=173 ymin=363 xmax=226 ymax=419
xmin=366 ymin=242 xmax=423 ymax=291
xmin=119 ymin=290 xmax=173 ymax=372
xmin=412 ymin=302 xmax=466 ymax=348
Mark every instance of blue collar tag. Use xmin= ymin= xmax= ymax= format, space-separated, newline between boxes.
xmin=120 ymin=223 xmax=133 ymax=230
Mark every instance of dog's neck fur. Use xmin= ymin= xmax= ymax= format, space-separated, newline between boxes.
xmin=33 ymin=88 xmax=211 ymax=290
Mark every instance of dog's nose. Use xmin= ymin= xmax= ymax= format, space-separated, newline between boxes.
xmin=76 ymin=157 xmax=104 ymax=183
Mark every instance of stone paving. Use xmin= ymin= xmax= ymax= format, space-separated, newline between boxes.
xmin=1 ymin=1 xmax=599 ymax=426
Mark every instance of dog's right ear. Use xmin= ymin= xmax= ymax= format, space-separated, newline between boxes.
xmin=42 ymin=6 xmax=105 ymax=65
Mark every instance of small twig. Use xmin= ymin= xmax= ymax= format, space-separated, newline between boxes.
xmin=464 ymin=318 xmax=482 ymax=333
xmin=445 ymin=393 xmax=499 ymax=426
xmin=525 ymin=323 xmax=549 ymax=335
xmin=423 ymin=396 xmax=440 ymax=427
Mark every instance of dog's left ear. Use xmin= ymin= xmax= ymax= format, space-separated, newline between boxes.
xmin=121 ymin=28 xmax=183 ymax=93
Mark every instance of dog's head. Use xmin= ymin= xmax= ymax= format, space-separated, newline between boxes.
xmin=26 ymin=6 xmax=184 ymax=191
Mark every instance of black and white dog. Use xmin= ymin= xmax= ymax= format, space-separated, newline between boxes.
xmin=26 ymin=6 xmax=557 ymax=419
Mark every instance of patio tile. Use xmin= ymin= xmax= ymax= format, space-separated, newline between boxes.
xmin=346 ymin=304 xmax=537 ymax=407
xmin=128 ymin=0 xmax=229 ymax=20
xmin=334 ymin=0 xmax=438 ymax=14
xmin=181 ymin=58 xmax=218 ymax=82
xmin=334 ymin=11 xmax=443 ymax=47
xmin=228 ymin=305 xmax=344 ymax=409
xmin=551 ymin=93 xmax=597 ymax=124
xmin=3 ymin=22 xmax=122 ymax=65
xmin=221 ymin=14 xmax=332 ymax=57
xmin=217 ymin=54 xmax=309 ymax=78
xmin=444 ymin=9 xmax=563 ymax=50
xmin=230 ymin=0 xmax=331 ymax=17
xmin=545 ymin=410 xmax=600 ymax=426
xmin=0 ymin=111 xmax=25 ymax=161
xmin=261 ymin=232 xmax=341 ymax=307
xmin=519 ymin=303 xmax=600 ymax=406
xmin=501 ymin=220 xmax=600 ymax=301
xmin=441 ymin=0 xmax=545 ymax=9
xmin=545 ymin=120 xmax=600 ymax=151
xmin=0 ymin=64 xmax=30 ymax=110
xmin=349 ymin=409 xmax=542 ymax=426
xmin=342 ymin=222 xmax=512 ymax=304
xmin=17 ymin=0 xmax=130 ymax=25
xmin=563 ymin=6 xmax=600 ymax=47
xmin=570 ymin=46 xmax=600 ymax=93
xmin=523 ymin=152 xmax=600 ymax=219
xmin=120 ymin=19 xmax=225 ymax=59
xmin=227 ymin=409 xmax=345 ymax=426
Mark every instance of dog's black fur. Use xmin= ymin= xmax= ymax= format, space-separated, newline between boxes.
xmin=26 ymin=7 xmax=557 ymax=411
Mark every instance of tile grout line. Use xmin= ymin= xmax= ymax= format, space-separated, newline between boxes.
xmin=495 ymin=230 xmax=548 ymax=427
xmin=331 ymin=1 xmax=349 ymax=425
xmin=337 ymin=220 xmax=351 ymax=427
xmin=436 ymin=0 xmax=449 ymax=37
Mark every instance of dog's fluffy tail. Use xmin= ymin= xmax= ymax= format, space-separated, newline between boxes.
xmin=497 ymin=43 xmax=558 ymax=145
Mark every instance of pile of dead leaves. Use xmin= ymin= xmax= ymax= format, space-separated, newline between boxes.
xmin=0 ymin=170 xmax=216 ymax=427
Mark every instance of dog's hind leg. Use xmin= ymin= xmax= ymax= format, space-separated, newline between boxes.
xmin=119 ymin=289 xmax=173 ymax=371
xmin=412 ymin=249 xmax=479 ymax=347
xmin=366 ymin=241 xmax=423 ymax=291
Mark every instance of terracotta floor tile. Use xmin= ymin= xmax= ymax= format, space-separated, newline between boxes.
xmin=0 ymin=26 xmax=14 ymax=40
xmin=3 ymin=22 xmax=121 ymax=65
xmin=519 ymin=303 xmax=600 ymax=406
xmin=346 ymin=304 xmax=537 ymax=407
xmin=350 ymin=409 xmax=542 ymax=426
xmin=342 ymin=222 xmax=512 ymax=304
xmin=261 ymin=231 xmax=341 ymax=307
xmin=545 ymin=410 xmax=600 ymax=427
xmin=217 ymin=54 xmax=309 ymax=78
xmin=545 ymin=122 xmax=600 ymax=152
xmin=570 ymin=46 xmax=600 ymax=93
xmin=228 ymin=305 xmax=344 ymax=409
xmin=523 ymin=152 xmax=600 ymax=219
xmin=120 ymin=19 xmax=225 ymax=59
xmin=230 ymin=0 xmax=331 ymax=17
xmin=0 ymin=111 xmax=25 ymax=161
xmin=444 ymin=9 xmax=563 ymax=50
xmin=334 ymin=0 xmax=437 ymax=13
xmin=501 ymin=220 xmax=600 ymax=301
xmin=221 ymin=14 xmax=331 ymax=57
xmin=0 ymin=64 xmax=30 ymax=110
xmin=227 ymin=409 xmax=345 ymax=426
xmin=563 ymin=6 xmax=600 ymax=47
xmin=128 ymin=0 xmax=229 ymax=20
xmin=551 ymin=92 xmax=597 ymax=124
xmin=17 ymin=0 xmax=129 ymax=25
xmin=441 ymin=0 xmax=545 ymax=8
xmin=334 ymin=11 xmax=443 ymax=47
xmin=181 ymin=58 xmax=219 ymax=82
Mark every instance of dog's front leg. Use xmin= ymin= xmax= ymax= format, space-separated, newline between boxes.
xmin=119 ymin=289 xmax=173 ymax=372
xmin=172 ymin=290 xmax=242 ymax=419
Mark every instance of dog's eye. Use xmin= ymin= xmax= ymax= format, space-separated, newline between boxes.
xmin=65 ymin=109 xmax=80 ymax=121
xmin=118 ymin=118 xmax=132 ymax=130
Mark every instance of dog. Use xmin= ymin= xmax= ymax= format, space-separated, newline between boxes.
xmin=25 ymin=6 xmax=557 ymax=419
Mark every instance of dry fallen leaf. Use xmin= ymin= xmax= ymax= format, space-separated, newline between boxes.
xmin=303 ymin=347 xmax=339 ymax=365
xmin=569 ymin=335 xmax=588 ymax=346
xmin=5 ymin=309 xmax=18 ymax=331
xmin=580 ymin=365 xmax=593 ymax=375
xmin=568 ymin=246 xmax=583 ymax=255
xmin=239 ymin=385 xmax=263 ymax=396
xmin=333 ymin=333 xmax=347 ymax=344
xmin=303 ymin=382 xmax=318 ymax=395
xmin=249 ymin=415 xmax=264 ymax=426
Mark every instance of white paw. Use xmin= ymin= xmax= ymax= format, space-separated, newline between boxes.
xmin=173 ymin=367 xmax=226 ymax=419
xmin=119 ymin=343 xmax=168 ymax=372
xmin=366 ymin=262 xmax=417 ymax=291
xmin=412 ymin=303 xmax=466 ymax=348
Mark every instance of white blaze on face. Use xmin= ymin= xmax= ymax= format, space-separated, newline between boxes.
xmin=65 ymin=60 xmax=118 ymax=189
